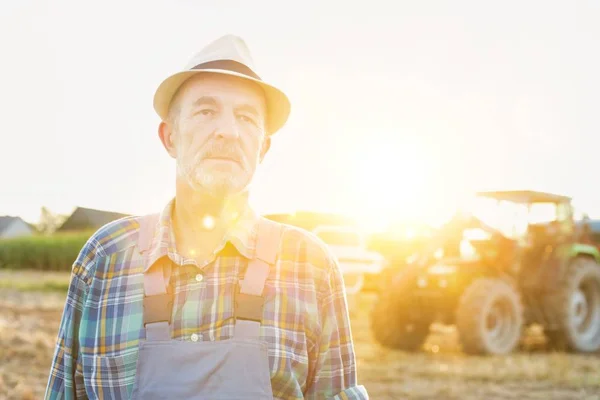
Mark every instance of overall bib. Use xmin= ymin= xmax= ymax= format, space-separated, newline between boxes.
xmin=130 ymin=214 xmax=282 ymax=399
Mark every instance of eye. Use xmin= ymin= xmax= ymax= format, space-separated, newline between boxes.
xmin=239 ymin=114 xmax=258 ymax=126
xmin=193 ymin=108 xmax=215 ymax=117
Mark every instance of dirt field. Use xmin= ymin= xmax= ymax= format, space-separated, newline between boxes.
xmin=1 ymin=270 xmax=600 ymax=399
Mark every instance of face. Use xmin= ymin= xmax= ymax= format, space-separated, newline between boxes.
xmin=160 ymin=73 xmax=269 ymax=197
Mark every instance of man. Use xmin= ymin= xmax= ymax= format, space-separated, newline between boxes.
xmin=44 ymin=35 xmax=368 ymax=399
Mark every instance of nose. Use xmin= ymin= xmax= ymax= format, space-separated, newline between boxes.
xmin=215 ymin=111 xmax=240 ymax=140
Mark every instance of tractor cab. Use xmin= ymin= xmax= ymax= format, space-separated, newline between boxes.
xmin=473 ymin=190 xmax=575 ymax=244
xmin=467 ymin=191 xmax=575 ymax=272
xmin=418 ymin=190 xmax=577 ymax=273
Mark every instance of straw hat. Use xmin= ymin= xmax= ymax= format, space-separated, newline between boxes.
xmin=153 ymin=34 xmax=291 ymax=135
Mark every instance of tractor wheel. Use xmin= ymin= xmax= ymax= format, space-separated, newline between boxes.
xmin=370 ymin=279 xmax=430 ymax=351
xmin=545 ymin=256 xmax=600 ymax=353
xmin=456 ymin=278 xmax=524 ymax=355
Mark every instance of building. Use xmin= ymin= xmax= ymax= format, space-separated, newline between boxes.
xmin=0 ymin=216 xmax=34 ymax=239
xmin=56 ymin=207 xmax=130 ymax=232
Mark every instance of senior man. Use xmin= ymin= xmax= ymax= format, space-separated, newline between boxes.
xmin=44 ymin=35 xmax=368 ymax=399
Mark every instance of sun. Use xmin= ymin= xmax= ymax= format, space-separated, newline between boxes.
xmin=348 ymin=142 xmax=436 ymax=232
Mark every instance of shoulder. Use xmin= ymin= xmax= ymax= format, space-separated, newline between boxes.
xmin=89 ymin=215 xmax=144 ymax=256
xmin=268 ymin=221 xmax=347 ymax=307
xmin=267 ymin=220 xmax=337 ymax=276
xmin=72 ymin=215 xmax=144 ymax=283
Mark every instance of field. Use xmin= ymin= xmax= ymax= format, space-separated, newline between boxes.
xmin=1 ymin=270 xmax=600 ymax=399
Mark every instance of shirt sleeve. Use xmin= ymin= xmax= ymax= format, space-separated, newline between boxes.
xmin=44 ymin=240 xmax=96 ymax=400
xmin=305 ymin=257 xmax=369 ymax=400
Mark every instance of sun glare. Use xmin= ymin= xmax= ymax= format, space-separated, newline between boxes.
xmin=350 ymin=142 xmax=437 ymax=232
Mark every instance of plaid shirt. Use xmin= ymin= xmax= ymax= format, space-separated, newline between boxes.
xmin=44 ymin=199 xmax=368 ymax=399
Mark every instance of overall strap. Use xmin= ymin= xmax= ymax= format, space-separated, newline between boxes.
xmin=234 ymin=218 xmax=284 ymax=339
xmin=138 ymin=214 xmax=173 ymax=341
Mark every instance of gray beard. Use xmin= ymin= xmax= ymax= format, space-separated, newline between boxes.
xmin=177 ymin=160 xmax=246 ymax=197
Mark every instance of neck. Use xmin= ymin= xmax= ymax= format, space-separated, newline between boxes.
xmin=172 ymin=181 xmax=249 ymax=237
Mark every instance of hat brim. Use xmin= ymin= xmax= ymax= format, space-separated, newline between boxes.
xmin=153 ymin=69 xmax=290 ymax=135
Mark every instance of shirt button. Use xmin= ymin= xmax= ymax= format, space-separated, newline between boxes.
xmin=195 ymin=273 xmax=204 ymax=282
xmin=191 ymin=333 xmax=199 ymax=342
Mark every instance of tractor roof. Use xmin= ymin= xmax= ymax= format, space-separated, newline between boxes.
xmin=475 ymin=190 xmax=571 ymax=204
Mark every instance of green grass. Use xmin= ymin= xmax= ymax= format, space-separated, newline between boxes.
xmin=0 ymin=230 xmax=93 ymax=271
xmin=0 ymin=269 xmax=71 ymax=292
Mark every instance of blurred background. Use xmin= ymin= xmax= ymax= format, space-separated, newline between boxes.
xmin=1 ymin=0 xmax=600 ymax=399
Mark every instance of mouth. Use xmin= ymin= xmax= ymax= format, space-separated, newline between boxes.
xmin=204 ymin=156 xmax=242 ymax=165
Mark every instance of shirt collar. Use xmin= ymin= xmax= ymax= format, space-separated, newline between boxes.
xmin=144 ymin=196 xmax=259 ymax=271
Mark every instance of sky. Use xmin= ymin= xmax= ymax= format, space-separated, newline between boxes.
xmin=1 ymin=0 xmax=599 ymax=231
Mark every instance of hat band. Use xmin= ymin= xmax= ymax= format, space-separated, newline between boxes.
xmin=191 ymin=60 xmax=261 ymax=81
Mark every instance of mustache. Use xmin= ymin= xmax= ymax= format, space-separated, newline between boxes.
xmin=200 ymin=143 xmax=246 ymax=164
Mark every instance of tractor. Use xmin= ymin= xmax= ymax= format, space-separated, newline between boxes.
xmin=371 ymin=190 xmax=600 ymax=355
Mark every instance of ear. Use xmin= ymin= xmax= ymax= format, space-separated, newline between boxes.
xmin=158 ymin=121 xmax=177 ymax=159
xmin=259 ymin=135 xmax=271 ymax=163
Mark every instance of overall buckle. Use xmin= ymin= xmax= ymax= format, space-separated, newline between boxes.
xmin=143 ymin=293 xmax=173 ymax=326
xmin=234 ymin=289 xmax=264 ymax=323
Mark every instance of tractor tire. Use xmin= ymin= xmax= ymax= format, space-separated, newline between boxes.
xmin=370 ymin=279 xmax=430 ymax=351
xmin=456 ymin=278 xmax=524 ymax=355
xmin=545 ymin=256 xmax=600 ymax=353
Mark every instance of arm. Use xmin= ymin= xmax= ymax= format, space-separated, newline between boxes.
xmin=44 ymin=241 xmax=96 ymax=399
xmin=305 ymin=258 xmax=369 ymax=400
